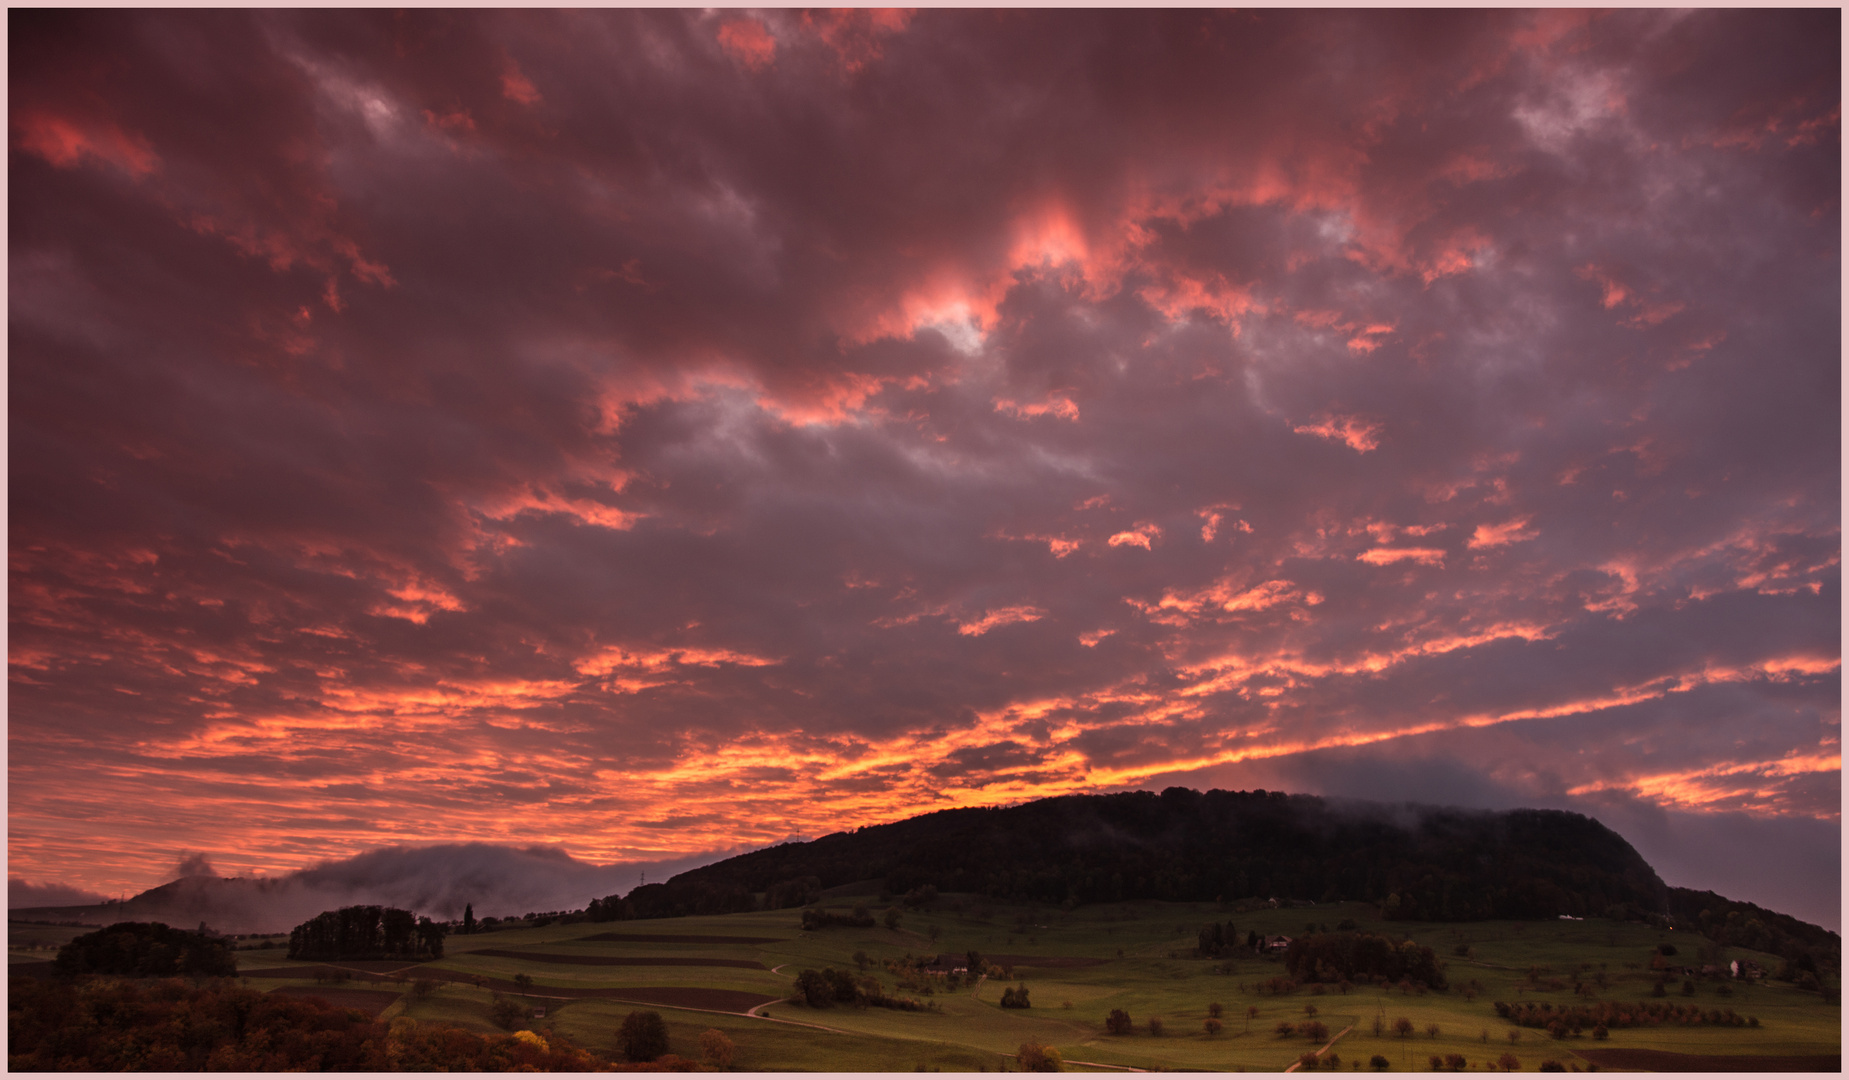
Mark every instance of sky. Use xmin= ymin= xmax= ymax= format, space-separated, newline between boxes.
xmin=8 ymin=9 xmax=1842 ymax=929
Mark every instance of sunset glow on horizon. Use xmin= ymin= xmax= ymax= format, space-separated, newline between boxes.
xmin=8 ymin=9 xmax=1841 ymax=927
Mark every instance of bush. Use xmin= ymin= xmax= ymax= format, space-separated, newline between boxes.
xmin=1300 ymin=1051 xmax=1323 ymax=1070
xmin=1497 ymin=1053 xmax=1521 ymax=1072
xmin=618 ymin=1010 xmax=669 ymax=1062
xmin=1444 ymin=1053 xmax=1467 ymax=1070
xmin=1208 ymin=1000 xmax=1224 ymax=1018
xmin=490 ymin=996 xmax=526 ymax=1030
xmin=1105 ymin=1009 xmax=1133 ymax=1035
xmin=699 ymin=1028 xmax=735 ymax=1070
xmin=1539 ymin=1061 xmax=1566 ymax=1071
xmin=411 ymin=977 xmax=440 ymax=1001
xmin=1017 ymin=1041 xmax=1063 ymax=1071
xmin=1204 ymin=1018 xmax=1223 ymax=1035
xmin=1148 ymin=1016 xmax=1165 ymax=1036
xmin=1302 ymin=1020 xmax=1329 ymax=1041
xmin=1393 ymin=1016 xmax=1414 ymax=1037
xmin=1276 ymin=1020 xmax=1297 ymax=1036
xmin=1000 ymin=983 xmax=1032 ymax=1009
xmin=1370 ymin=1054 xmax=1391 ymax=1070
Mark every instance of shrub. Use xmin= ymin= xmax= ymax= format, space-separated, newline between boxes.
xmin=1148 ymin=1016 xmax=1165 ymax=1036
xmin=1426 ymin=1023 xmax=1440 ymax=1038
xmin=1276 ymin=1020 xmax=1297 ymax=1036
xmin=411 ymin=978 xmax=440 ymax=1001
xmin=1000 ymin=983 xmax=1032 ymax=1009
xmin=1204 ymin=1018 xmax=1223 ymax=1035
xmin=1592 ymin=1024 xmax=1608 ymax=1040
xmin=1303 ymin=1020 xmax=1329 ymax=1041
xmin=1370 ymin=1054 xmax=1391 ymax=1070
xmin=1208 ymin=1001 xmax=1224 ymax=1018
xmin=1105 ymin=1008 xmax=1133 ymax=1035
xmin=618 ymin=1010 xmax=669 ymax=1062
xmin=1443 ymin=1053 xmax=1467 ymax=1070
xmin=1017 ymin=1042 xmax=1063 ymax=1071
xmin=1429 ymin=1056 xmax=1444 ymax=1071
xmin=490 ymin=997 xmax=526 ymax=1030
xmin=1539 ymin=1061 xmax=1566 ymax=1072
xmin=699 ymin=1028 xmax=735 ymax=1070
xmin=1497 ymin=1053 xmax=1521 ymax=1072
xmin=1300 ymin=1052 xmax=1323 ymax=1070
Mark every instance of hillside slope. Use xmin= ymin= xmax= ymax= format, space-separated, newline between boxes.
xmin=613 ymin=787 xmax=1670 ymax=925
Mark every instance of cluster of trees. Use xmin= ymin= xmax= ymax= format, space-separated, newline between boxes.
xmin=593 ymin=789 xmax=1675 ymax=924
xmin=792 ymin=967 xmax=927 ymax=1011
xmin=800 ymin=905 xmax=875 ymax=930
xmin=54 ymin=922 xmax=236 ymax=979
xmin=6 ymin=975 xmax=607 ymax=1071
xmin=1493 ymin=999 xmax=1758 ymax=1033
xmin=999 ymin=983 xmax=1032 ymax=1008
xmin=1196 ymin=921 xmax=1240 ymax=957
xmin=1283 ymin=931 xmax=1446 ymax=989
xmin=287 ymin=906 xmax=445 ymax=961
xmin=1668 ymin=888 xmax=1840 ymax=985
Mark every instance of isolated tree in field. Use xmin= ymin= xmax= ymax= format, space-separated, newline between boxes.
xmin=1393 ymin=1016 xmax=1414 ymax=1038
xmin=699 ymin=1028 xmax=735 ymax=1070
xmin=462 ymin=903 xmax=476 ymax=935
xmin=853 ymin=950 xmax=871 ymax=971
xmin=514 ymin=973 xmax=533 ymax=995
xmin=1017 ymin=1042 xmax=1063 ymax=1071
xmin=1000 ymin=983 xmax=1032 ymax=1008
xmin=1426 ymin=1023 xmax=1441 ymax=1038
xmin=1207 ymin=1001 xmax=1224 ymax=1019
xmin=884 ymin=907 xmax=903 ymax=930
xmin=1369 ymin=1054 xmax=1390 ymax=1070
xmin=1204 ymin=1018 xmax=1223 ymax=1035
xmin=490 ymin=996 xmax=525 ymax=1030
xmin=793 ymin=969 xmax=831 ymax=1007
xmin=1302 ymin=1020 xmax=1328 ymax=1041
xmin=1147 ymin=1016 xmax=1165 ymax=1036
xmin=1496 ymin=1052 xmax=1520 ymax=1072
xmin=1105 ymin=1008 xmax=1133 ymax=1035
xmin=618 ymin=1010 xmax=669 ymax=1062
xmin=1247 ymin=1004 xmax=1259 ymax=1032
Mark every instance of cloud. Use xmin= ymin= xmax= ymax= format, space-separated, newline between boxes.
xmin=6 ymin=10 xmax=1836 ymax=925
xmin=10 ymin=878 xmax=110 ymax=909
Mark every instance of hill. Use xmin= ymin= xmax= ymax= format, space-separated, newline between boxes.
xmin=599 ymin=788 xmax=1837 ymax=968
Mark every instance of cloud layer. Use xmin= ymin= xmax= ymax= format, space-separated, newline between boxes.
xmin=8 ymin=10 xmax=1839 ymax=924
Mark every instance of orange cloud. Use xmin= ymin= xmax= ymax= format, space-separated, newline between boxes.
xmin=717 ymin=17 xmax=777 ymax=72
xmin=958 ymin=605 xmax=1045 ymax=636
xmin=1293 ymin=414 xmax=1381 ymax=452
xmin=13 ymin=110 xmax=159 ymax=177
xmin=1467 ymin=517 xmax=1538 ymax=549
xmin=1108 ymin=523 xmax=1162 ymax=550
xmin=1357 ymin=547 xmax=1446 ymax=567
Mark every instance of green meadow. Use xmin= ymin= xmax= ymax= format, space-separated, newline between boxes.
xmin=224 ymin=893 xmax=1839 ymax=1071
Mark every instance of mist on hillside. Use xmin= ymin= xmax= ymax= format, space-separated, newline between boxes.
xmin=8 ymin=843 xmax=740 ymax=935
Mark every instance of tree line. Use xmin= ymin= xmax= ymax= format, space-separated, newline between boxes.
xmin=287 ymin=905 xmax=446 ymax=961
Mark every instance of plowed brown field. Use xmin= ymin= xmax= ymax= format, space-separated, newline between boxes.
xmin=469 ymin=948 xmax=764 ymax=969
xmin=1576 ymin=1049 xmax=1841 ymax=1072
xmin=580 ymin=932 xmax=785 ymax=945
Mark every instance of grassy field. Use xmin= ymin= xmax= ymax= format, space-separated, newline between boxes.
xmin=214 ymin=894 xmax=1837 ymax=1071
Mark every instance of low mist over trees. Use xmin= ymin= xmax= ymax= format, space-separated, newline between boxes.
xmin=287 ymin=905 xmax=446 ymax=961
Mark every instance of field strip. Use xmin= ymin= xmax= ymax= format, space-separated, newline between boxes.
xmin=578 ymin=932 xmax=787 ymax=945
xmin=465 ymin=948 xmax=765 ymax=968
xmin=1283 ymin=1023 xmax=1352 ymax=1073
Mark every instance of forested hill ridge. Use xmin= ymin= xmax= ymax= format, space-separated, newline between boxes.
xmin=596 ymin=788 xmax=1837 ymax=959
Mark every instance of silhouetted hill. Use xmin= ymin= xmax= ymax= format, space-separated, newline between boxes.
xmin=597 ymin=787 xmax=1839 ymax=970
xmin=610 ymin=788 xmax=1666 ymax=921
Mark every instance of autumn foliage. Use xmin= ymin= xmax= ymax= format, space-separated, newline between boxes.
xmin=5 ymin=974 xmax=647 ymax=1071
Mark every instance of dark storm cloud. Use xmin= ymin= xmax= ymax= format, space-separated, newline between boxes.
xmin=8 ymin=10 xmax=1836 ymax=923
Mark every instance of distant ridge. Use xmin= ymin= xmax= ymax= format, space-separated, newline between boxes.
xmin=600 ymin=787 xmax=1839 ymax=964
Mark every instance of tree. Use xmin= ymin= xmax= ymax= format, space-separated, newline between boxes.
xmin=1000 ymin=983 xmax=1032 ymax=1009
xmin=463 ymin=903 xmax=477 ymax=935
xmin=1370 ymin=1054 xmax=1391 ymax=1070
xmin=1497 ymin=1053 xmax=1521 ymax=1072
xmin=884 ymin=907 xmax=903 ymax=930
xmin=56 ymin=922 xmax=236 ymax=979
xmin=1148 ymin=1016 xmax=1165 ymax=1036
xmin=1204 ymin=1018 xmax=1223 ymax=1035
xmin=1018 ymin=1041 xmax=1063 ymax=1071
xmin=514 ymin=973 xmax=533 ymax=996
xmin=618 ymin=1010 xmax=669 ymax=1062
xmin=1105 ymin=1008 xmax=1134 ymax=1035
xmin=854 ymin=950 xmax=871 ymax=971
xmin=793 ymin=969 xmax=832 ymax=1007
xmin=1208 ymin=1000 xmax=1224 ymax=1018
xmin=699 ymin=1028 xmax=735 ymax=1070
xmin=1302 ymin=1020 xmax=1329 ymax=1041
xmin=490 ymin=996 xmax=526 ymax=1030
xmin=1394 ymin=1016 xmax=1415 ymax=1038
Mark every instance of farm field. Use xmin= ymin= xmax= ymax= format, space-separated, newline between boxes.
xmin=222 ymin=893 xmax=1839 ymax=1071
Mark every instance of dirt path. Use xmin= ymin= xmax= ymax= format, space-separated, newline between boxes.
xmin=1283 ymin=1023 xmax=1353 ymax=1073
